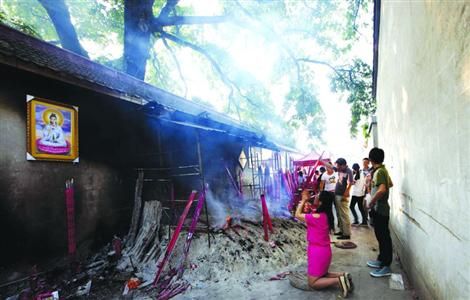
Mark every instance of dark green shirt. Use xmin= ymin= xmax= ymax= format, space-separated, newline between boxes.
xmin=371 ymin=164 xmax=391 ymax=216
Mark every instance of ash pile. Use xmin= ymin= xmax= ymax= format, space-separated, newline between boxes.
xmin=176 ymin=218 xmax=306 ymax=289
xmin=1 ymin=193 xmax=305 ymax=299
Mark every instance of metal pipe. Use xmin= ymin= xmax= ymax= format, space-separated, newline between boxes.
xmin=196 ymin=132 xmax=210 ymax=248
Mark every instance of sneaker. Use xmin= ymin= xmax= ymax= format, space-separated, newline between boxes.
xmin=366 ymin=260 xmax=382 ymax=268
xmin=338 ymin=275 xmax=349 ymax=298
xmin=334 ymin=231 xmax=343 ymax=236
xmin=370 ymin=266 xmax=392 ymax=277
xmin=352 ymin=221 xmax=359 ymax=226
xmin=337 ymin=235 xmax=351 ymax=240
xmin=360 ymin=223 xmax=369 ymax=227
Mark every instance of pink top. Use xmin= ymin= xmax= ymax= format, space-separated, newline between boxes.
xmin=305 ymin=212 xmax=330 ymax=246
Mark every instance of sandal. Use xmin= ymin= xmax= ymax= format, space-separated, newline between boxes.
xmin=339 ymin=275 xmax=349 ymax=298
xmin=344 ymin=272 xmax=354 ymax=292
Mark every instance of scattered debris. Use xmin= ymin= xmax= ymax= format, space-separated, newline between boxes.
xmin=76 ymin=280 xmax=92 ymax=297
xmin=269 ymin=271 xmax=291 ymax=281
xmin=389 ymin=273 xmax=405 ymax=290
xmin=223 ymin=215 xmax=232 ymax=230
xmin=36 ymin=291 xmax=59 ymax=300
xmin=122 ymin=277 xmax=140 ymax=296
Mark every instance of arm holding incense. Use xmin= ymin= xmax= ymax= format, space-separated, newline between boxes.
xmin=295 ymin=189 xmax=311 ymax=222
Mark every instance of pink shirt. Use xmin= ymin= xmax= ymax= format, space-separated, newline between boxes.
xmin=305 ymin=213 xmax=331 ymax=246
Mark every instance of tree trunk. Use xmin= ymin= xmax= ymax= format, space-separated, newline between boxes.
xmin=38 ymin=0 xmax=88 ymax=58
xmin=124 ymin=0 xmax=155 ymax=80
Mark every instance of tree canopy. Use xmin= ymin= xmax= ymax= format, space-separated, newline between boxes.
xmin=0 ymin=0 xmax=375 ymax=148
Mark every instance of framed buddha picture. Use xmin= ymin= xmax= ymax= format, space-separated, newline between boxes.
xmin=26 ymin=95 xmax=79 ymax=162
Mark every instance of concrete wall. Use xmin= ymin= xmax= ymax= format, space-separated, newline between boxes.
xmin=376 ymin=1 xmax=470 ymax=299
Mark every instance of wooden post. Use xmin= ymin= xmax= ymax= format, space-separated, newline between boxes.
xmin=128 ymin=169 xmax=144 ymax=247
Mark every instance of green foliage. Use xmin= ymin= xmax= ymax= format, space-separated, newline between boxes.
xmin=0 ymin=0 xmax=54 ymax=39
xmin=330 ymin=59 xmax=374 ymax=137
xmin=0 ymin=0 xmax=373 ymax=147
xmin=0 ymin=9 xmax=40 ymax=38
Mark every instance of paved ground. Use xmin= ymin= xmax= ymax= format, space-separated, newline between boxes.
xmin=175 ymin=224 xmax=416 ymax=300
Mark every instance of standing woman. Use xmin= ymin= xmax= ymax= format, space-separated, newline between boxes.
xmin=350 ymin=163 xmax=368 ymax=226
xmin=295 ymin=190 xmax=353 ymax=297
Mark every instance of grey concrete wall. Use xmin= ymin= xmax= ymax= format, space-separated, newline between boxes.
xmin=376 ymin=1 xmax=470 ymax=299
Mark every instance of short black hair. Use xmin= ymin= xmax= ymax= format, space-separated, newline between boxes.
xmin=319 ymin=167 xmax=326 ymax=172
xmin=335 ymin=158 xmax=347 ymax=165
xmin=363 ymin=157 xmax=369 ymax=161
xmin=369 ymin=147 xmax=385 ymax=164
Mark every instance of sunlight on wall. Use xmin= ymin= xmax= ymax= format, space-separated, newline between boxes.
xmin=401 ymin=86 xmax=408 ymax=114
xmin=462 ymin=55 xmax=470 ymax=98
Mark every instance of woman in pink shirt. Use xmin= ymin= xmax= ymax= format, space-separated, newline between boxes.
xmin=295 ymin=190 xmax=353 ymax=297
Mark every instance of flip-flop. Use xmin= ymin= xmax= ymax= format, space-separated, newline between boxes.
xmin=334 ymin=241 xmax=357 ymax=249
xmin=344 ymin=272 xmax=354 ymax=292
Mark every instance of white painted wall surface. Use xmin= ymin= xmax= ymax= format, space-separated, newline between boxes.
xmin=376 ymin=1 xmax=470 ymax=299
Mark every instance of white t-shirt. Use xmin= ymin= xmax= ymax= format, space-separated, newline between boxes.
xmin=321 ymin=172 xmax=337 ymax=192
xmin=351 ymin=170 xmax=366 ymax=197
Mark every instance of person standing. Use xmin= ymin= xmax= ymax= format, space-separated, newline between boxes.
xmin=350 ymin=163 xmax=367 ymax=226
xmin=362 ymin=158 xmax=373 ymax=226
xmin=366 ymin=148 xmax=394 ymax=277
xmin=334 ymin=158 xmax=354 ymax=240
xmin=319 ymin=164 xmax=338 ymax=229
xmin=316 ymin=166 xmax=326 ymax=190
xmin=319 ymin=165 xmax=336 ymax=194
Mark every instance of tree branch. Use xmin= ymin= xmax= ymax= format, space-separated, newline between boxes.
xmin=297 ymin=58 xmax=351 ymax=87
xmin=158 ymin=30 xmax=259 ymax=113
xmin=150 ymin=49 xmax=166 ymax=84
xmin=158 ymin=0 xmax=179 ymax=19
xmin=234 ymin=0 xmax=301 ymax=83
xmin=157 ymin=16 xmax=227 ymax=27
xmin=161 ymin=37 xmax=188 ymax=98
xmin=38 ymin=0 xmax=88 ymax=58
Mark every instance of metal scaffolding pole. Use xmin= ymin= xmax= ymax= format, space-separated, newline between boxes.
xmin=196 ymin=131 xmax=211 ymax=248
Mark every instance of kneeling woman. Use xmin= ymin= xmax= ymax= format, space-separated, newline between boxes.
xmin=295 ymin=190 xmax=353 ymax=297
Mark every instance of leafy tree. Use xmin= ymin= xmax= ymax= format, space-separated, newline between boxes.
xmin=0 ymin=0 xmax=374 ymax=145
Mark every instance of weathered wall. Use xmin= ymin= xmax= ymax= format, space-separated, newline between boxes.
xmin=376 ymin=1 xmax=470 ymax=299
xmin=0 ymin=64 xmax=249 ymax=267
xmin=0 ymin=65 xmax=142 ymax=266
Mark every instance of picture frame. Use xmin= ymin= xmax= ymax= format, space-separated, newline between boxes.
xmin=26 ymin=95 xmax=79 ymax=162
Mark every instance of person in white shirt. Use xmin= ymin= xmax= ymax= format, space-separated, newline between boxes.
xmin=350 ymin=163 xmax=368 ymax=226
xmin=319 ymin=163 xmax=338 ymax=230
xmin=319 ymin=164 xmax=337 ymax=193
